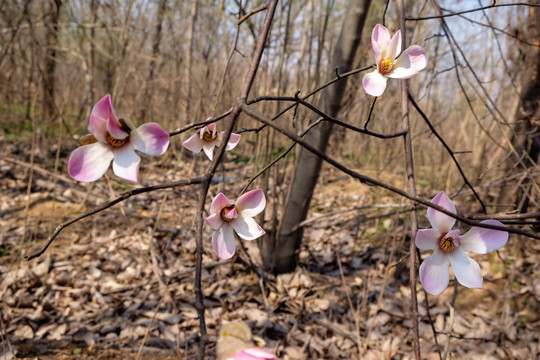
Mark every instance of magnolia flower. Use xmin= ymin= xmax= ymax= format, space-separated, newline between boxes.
xmin=416 ymin=192 xmax=508 ymax=296
xmin=68 ymin=95 xmax=169 ymax=182
xmin=217 ymin=321 xmax=277 ymax=360
xmin=363 ymin=24 xmax=428 ymax=96
xmin=183 ymin=120 xmax=241 ymax=161
xmin=206 ymin=189 xmax=265 ymax=260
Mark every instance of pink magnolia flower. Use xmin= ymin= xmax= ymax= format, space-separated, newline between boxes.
xmin=206 ymin=189 xmax=266 ymax=259
xmin=229 ymin=348 xmax=277 ymax=360
xmin=416 ymin=192 xmax=508 ymax=296
xmin=68 ymin=95 xmax=169 ymax=182
xmin=182 ymin=120 xmax=241 ymax=161
xmin=363 ymin=24 xmax=428 ymax=96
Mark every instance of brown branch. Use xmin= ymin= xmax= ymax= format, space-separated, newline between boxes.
xmin=241 ymin=104 xmax=540 ymax=240
xmin=25 ymin=176 xmax=205 ymax=261
xmin=406 ymin=2 xmax=540 ymax=21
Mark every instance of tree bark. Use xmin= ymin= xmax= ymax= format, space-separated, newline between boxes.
xmin=265 ymin=0 xmax=371 ymax=273
xmin=498 ymin=2 xmax=540 ymax=213
xmin=42 ymin=0 xmax=62 ymax=125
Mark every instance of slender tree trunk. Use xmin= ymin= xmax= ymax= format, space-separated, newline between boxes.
xmin=42 ymin=0 xmax=62 ymax=126
xmin=263 ymin=0 xmax=371 ymax=273
xmin=140 ymin=0 xmax=167 ymax=122
xmin=498 ymin=2 xmax=540 ymax=213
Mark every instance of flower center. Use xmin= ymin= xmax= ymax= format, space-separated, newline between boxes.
xmin=106 ymin=118 xmax=131 ymax=148
xmin=378 ymin=58 xmax=393 ymax=75
xmin=220 ymin=205 xmax=237 ymax=222
xmin=438 ymin=234 xmax=457 ymax=253
xmin=202 ymin=130 xmax=216 ymax=142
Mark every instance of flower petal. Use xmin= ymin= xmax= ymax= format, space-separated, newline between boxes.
xmin=210 ymin=193 xmax=233 ymax=214
xmin=225 ymin=133 xmax=241 ymax=151
xmin=415 ymin=228 xmax=439 ymax=250
xmin=206 ymin=212 xmax=223 ymax=230
xmin=183 ymin=134 xmax=204 ymax=153
xmin=419 ymin=251 xmax=450 ymax=296
xmin=212 ymin=224 xmax=236 ymax=259
xmin=460 ymin=220 xmax=508 ymax=254
xmin=68 ymin=142 xmax=114 ymax=182
xmin=362 ymin=70 xmax=388 ymax=97
xmin=448 ymin=248 xmax=483 ymax=289
xmin=107 ymin=117 xmax=129 ymax=140
xmin=231 ymin=348 xmax=277 ymax=360
xmin=388 ymin=45 xmax=427 ymax=79
xmin=385 ymin=30 xmax=401 ymax=60
xmin=371 ymin=24 xmax=391 ymax=62
xmin=235 ymin=189 xmax=266 ymax=218
xmin=89 ymin=95 xmax=116 ymax=142
xmin=427 ymin=192 xmax=456 ymax=234
xmin=112 ymin=144 xmax=141 ymax=182
xmin=231 ymin=217 xmax=265 ymax=240
xmin=202 ymin=144 xmax=215 ymax=161
xmin=132 ymin=122 xmax=170 ymax=156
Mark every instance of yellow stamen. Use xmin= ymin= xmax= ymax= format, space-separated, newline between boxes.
xmin=379 ymin=58 xmax=393 ymax=75
xmin=220 ymin=205 xmax=236 ymax=222
xmin=439 ymin=236 xmax=456 ymax=253
xmin=106 ymin=133 xmax=129 ymax=148
xmin=203 ymin=131 xmax=216 ymax=142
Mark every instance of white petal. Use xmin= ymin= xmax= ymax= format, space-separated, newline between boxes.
xmin=112 ymin=144 xmax=141 ymax=182
xmin=448 ymin=248 xmax=483 ymax=289
xmin=212 ymin=224 xmax=236 ymax=259
xmin=235 ymin=189 xmax=266 ymax=218
xmin=415 ymin=229 xmax=439 ymax=250
xmin=131 ymin=123 xmax=170 ymax=156
xmin=202 ymin=144 xmax=215 ymax=161
xmin=427 ymin=192 xmax=456 ymax=233
xmin=362 ymin=70 xmax=388 ymax=97
xmin=460 ymin=220 xmax=508 ymax=254
xmin=231 ymin=217 xmax=265 ymax=240
xmin=419 ymin=251 xmax=450 ymax=296
xmin=68 ymin=142 xmax=114 ymax=182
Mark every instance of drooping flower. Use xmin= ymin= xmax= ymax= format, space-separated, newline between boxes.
xmin=206 ymin=189 xmax=266 ymax=260
xmin=416 ymin=192 xmax=508 ymax=296
xmin=68 ymin=94 xmax=169 ymax=182
xmin=182 ymin=119 xmax=241 ymax=161
xmin=217 ymin=321 xmax=277 ymax=360
xmin=363 ymin=24 xmax=428 ymax=96
xmin=228 ymin=348 xmax=278 ymax=360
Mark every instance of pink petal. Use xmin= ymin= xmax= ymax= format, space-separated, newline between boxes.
xmin=448 ymin=248 xmax=483 ymax=289
xmin=202 ymin=144 xmax=216 ymax=161
xmin=68 ymin=142 xmax=114 ymax=182
xmin=231 ymin=217 xmax=265 ymax=240
xmin=107 ymin=116 xmax=129 ymax=140
xmin=225 ymin=133 xmax=241 ymax=151
xmin=427 ymin=192 xmax=456 ymax=234
xmin=92 ymin=94 xmax=117 ymax=120
xmin=419 ymin=251 xmax=450 ymax=296
xmin=112 ymin=144 xmax=141 ymax=182
xmin=210 ymin=193 xmax=233 ymax=214
xmin=183 ymin=133 xmax=204 ymax=153
xmin=131 ymin=122 xmax=170 ymax=156
xmin=203 ymin=122 xmax=217 ymax=138
xmin=371 ymin=24 xmax=391 ymax=62
xmin=231 ymin=348 xmax=277 ymax=360
xmin=460 ymin=220 xmax=508 ymax=254
xmin=89 ymin=95 xmax=116 ymax=142
xmin=212 ymin=223 xmax=236 ymax=259
xmin=385 ymin=30 xmax=401 ymax=60
xmin=415 ymin=228 xmax=439 ymax=250
xmin=362 ymin=70 xmax=388 ymax=97
xmin=206 ymin=213 xmax=223 ymax=230
xmin=235 ymin=189 xmax=266 ymax=218
xmin=388 ymin=45 xmax=427 ymax=79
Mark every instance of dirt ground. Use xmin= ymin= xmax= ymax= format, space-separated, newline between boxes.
xmin=1 ymin=138 xmax=539 ymax=360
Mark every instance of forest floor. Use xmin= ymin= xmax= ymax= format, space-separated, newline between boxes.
xmin=1 ymin=136 xmax=539 ymax=360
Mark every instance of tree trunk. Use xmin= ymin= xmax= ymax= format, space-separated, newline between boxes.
xmin=140 ymin=0 xmax=167 ymax=122
xmin=498 ymin=2 xmax=540 ymax=213
xmin=263 ymin=0 xmax=371 ymax=273
xmin=42 ymin=0 xmax=62 ymax=126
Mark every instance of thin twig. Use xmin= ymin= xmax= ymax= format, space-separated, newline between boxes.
xmin=406 ymin=2 xmax=540 ymax=21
